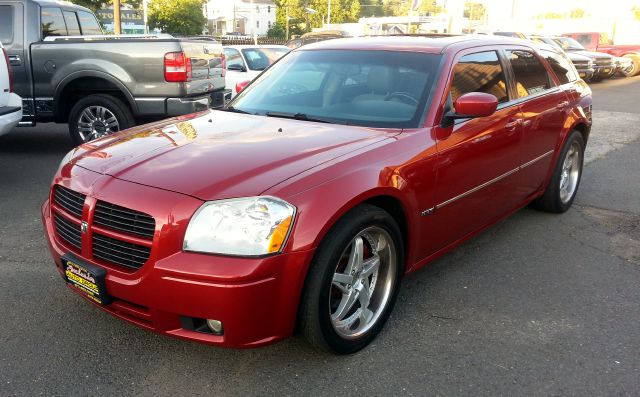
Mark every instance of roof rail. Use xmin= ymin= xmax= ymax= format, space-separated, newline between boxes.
xmin=43 ymin=34 xmax=175 ymax=42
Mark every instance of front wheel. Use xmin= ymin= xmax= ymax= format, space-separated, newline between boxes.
xmin=622 ymin=54 xmax=640 ymax=77
xmin=68 ymin=94 xmax=135 ymax=145
xmin=299 ymin=205 xmax=404 ymax=354
xmin=531 ymin=130 xmax=585 ymax=213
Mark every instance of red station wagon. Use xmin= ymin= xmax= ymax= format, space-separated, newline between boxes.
xmin=42 ymin=36 xmax=592 ymax=354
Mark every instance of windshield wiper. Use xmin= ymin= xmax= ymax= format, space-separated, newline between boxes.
xmin=224 ymin=106 xmax=252 ymax=114
xmin=265 ymin=111 xmax=335 ymax=124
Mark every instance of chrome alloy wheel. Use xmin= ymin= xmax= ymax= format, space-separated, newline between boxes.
xmin=559 ymin=141 xmax=581 ymax=204
xmin=77 ymin=106 xmax=120 ymax=142
xmin=329 ymin=226 xmax=397 ymax=340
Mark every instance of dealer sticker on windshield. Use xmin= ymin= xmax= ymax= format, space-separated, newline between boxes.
xmin=61 ymin=255 xmax=111 ymax=305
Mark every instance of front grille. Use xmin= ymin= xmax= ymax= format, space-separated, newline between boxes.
xmin=54 ymin=186 xmax=86 ymax=218
xmin=94 ymin=201 xmax=156 ymax=239
xmin=595 ymin=58 xmax=613 ymax=67
xmin=93 ymin=233 xmax=151 ymax=270
xmin=54 ymin=214 xmax=82 ymax=250
xmin=573 ymin=61 xmax=590 ymax=66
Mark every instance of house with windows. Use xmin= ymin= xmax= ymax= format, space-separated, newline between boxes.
xmin=205 ymin=0 xmax=276 ymax=36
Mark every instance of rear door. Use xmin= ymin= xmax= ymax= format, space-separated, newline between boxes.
xmin=1 ymin=3 xmax=30 ymax=117
xmin=504 ymin=49 xmax=569 ymax=198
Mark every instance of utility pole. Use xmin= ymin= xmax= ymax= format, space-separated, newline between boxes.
xmin=286 ymin=7 xmax=290 ymax=40
xmin=113 ymin=0 xmax=121 ymax=34
xmin=251 ymin=0 xmax=257 ymax=44
xmin=328 ymin=0 xmax=331 ymax=25
xmin=233 ymin=3 xmax=236 ymax=33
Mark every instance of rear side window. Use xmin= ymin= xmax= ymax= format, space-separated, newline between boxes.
xmin=506 ymin=50 xmax=552 ymax=98
xmin=41 ymin=8 xmax=67 ymax=37
xmin=539 ymin=50 xmax=578 ymax=84
xmin=0 ymin=6 xmax=13 ymax=45
xmin=450 ymin=51 xmax=509 ymax=104
xmin=77 ymin=11 xmax=102 ymax=35
xmin=63 ymin=11 xmax=81 ymax=36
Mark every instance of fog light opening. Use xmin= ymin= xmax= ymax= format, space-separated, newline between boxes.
xmin=206 ymin=319 xmax=224 ymax=335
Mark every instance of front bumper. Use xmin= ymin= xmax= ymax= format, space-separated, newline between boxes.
xmin=593 ymin=65 xmax=615 ymax=78
xmin=42 ymin=178 xmax=314 ymax=348
xmin=576 ymin=67 xmax=595 ymax=81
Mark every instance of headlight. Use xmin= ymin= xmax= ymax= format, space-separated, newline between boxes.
xmin=183 ymin=196 xmax=296 ymax=256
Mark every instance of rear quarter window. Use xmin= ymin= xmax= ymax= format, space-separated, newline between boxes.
xmin=0 ymin=5 xmax=13 ymax=45
xmin=506 ymin=50 xmax=553 ymax=98
xmin=41 ymin=8 xmax=67 ymax=38
xmin=539 ymin=50 xmax=578 ymax=85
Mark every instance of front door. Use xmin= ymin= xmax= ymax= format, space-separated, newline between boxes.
xmin=423 ymin=49 xmax=524 ymax=256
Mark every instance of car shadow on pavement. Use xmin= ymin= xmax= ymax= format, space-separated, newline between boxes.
xmin=0 ymin=124 xmax=74 ymax=155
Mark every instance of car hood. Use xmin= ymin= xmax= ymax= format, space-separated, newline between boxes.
xmin=69 ymin=110 xmax=395 ymax=200
xmin=568 ymin=50 xmax=613 ymax=60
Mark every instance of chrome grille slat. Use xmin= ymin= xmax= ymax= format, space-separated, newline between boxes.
xmin=94 ymin=201 xmax=156 ymax=239
xmin=92 ymin=234 xmax=150 ymax=269
xmin=54 ymin=214 xmax=82 ymax=250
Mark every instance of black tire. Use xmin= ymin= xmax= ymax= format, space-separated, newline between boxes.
xmin=531 ymin=130 xmax=585 ymax=213
xmin=68 ymin=94 xmax=135 ymax=145
xmin=299 ymin=204 xmax=404 ymax=354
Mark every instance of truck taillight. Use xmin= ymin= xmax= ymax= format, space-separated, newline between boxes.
xmin=164 ymin=52 xmax=192 ymax=82
xmin=3 ymin=48 xmax=14 ymax=93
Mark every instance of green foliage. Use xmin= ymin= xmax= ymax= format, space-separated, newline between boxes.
xmin=267 ymin=23 xmax=287 ymax=38
xmin=147 ymin=0 xmax=206 ymax=35
xmin=70 ymin=0 xmax=141 ymax=13
xmin=633 ymin=6 xmax=640 ymax=20
xmin=570 ymin=8 xmax=585 ymax=18
xmin=464 ymin=2 xmax=486 ymax=21
xmin=275 ymin=0 xmax=361 ymax=33
xmin=383 ymin=0 xmax=440 ymax=16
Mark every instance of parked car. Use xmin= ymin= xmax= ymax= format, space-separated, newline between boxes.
xmin=1 ymin=0 xmax=227 ymax=144
xmin=529 ymin=36 xmax=595 ymax=81
xmin=223 ymin=45 xmax=290 ymax=96
xmin=563 ymin=32 xmax=640 ymax=76
xmin=0 ymin=42 xmax=22 ymax=136
xmin=493 ymin=31 xmax=527 ymax=39
xmin=614 ymin=56 xmax=634 ymax=77
xmin=43 ymin=36 xmax=592 ymax=354
xmin=286 ymin=30 xmax=350 ymax=49
xmin=551 ymin=37 xmax=615 ymax=81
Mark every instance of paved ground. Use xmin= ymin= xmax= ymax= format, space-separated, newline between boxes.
xmin=0 ymin=77 xmax=639 ymax=396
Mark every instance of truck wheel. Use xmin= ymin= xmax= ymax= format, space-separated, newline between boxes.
xmin=622 ymin=55 xmax=640 ymax=77
xmin=68 ymin=94 xmax=135 ymax=145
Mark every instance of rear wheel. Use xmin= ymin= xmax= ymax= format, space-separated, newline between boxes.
xmin=68 ymin=94 xmax=135 ymax=145
xmin=299 ymin=205 xmax=404 ymax=354
xmin=531 ymin=130 xmax=585 ymax=213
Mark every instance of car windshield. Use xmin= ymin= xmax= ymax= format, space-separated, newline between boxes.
xmin=554 ymin=37 xmax=586 ymax=51
xmin=241 ymin=47 xmax=290 ymax=71
xmin=228 ymin=50 xmax=441 ymax=129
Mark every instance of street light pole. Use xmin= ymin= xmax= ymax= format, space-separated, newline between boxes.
xmin=113 ymin=0 xmax=121 ymax=34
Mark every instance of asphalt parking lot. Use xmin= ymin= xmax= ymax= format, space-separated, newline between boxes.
xmin=1 ymin=77 xmax=639 ymax=396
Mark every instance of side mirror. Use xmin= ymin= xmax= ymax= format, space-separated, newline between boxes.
xmin=227 ymin=63 xmax=247 ymax=72
xmin=235 ymin=80 xmax=251 ymax=94
xmin=441 ymin=92 xmax=498 ymax=127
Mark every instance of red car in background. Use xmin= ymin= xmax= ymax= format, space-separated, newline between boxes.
xmin=42 ymin=36 xmax=592 ymax=354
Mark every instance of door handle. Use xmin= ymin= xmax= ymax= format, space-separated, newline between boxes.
xmin=8 ymin=55 xmax=21 ymax=66
xmin=505 ymin=119 xmax=522 ymax=130
xmin=556 ymin=101 xmax=569 ymax=109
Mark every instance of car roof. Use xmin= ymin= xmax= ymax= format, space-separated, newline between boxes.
xmin=298 ymin=35 xmax=535 ymax=54
xmin=31 ymin=0 xmax=92 ymax=12
xmin=223 ymin=45 xmax=290 ymax=50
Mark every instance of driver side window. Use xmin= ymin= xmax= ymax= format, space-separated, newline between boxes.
xmin=224 ymin=49 xmax=245 ymax=70
xmin=450 ymin=51 xmax=509 ymax=104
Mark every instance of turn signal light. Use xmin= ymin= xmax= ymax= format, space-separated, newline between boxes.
xmin=164 ymin=52 xmax=192 ymax=82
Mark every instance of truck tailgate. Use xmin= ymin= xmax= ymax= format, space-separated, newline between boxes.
xmin=181 ymin=40 xmax=225 ymax=96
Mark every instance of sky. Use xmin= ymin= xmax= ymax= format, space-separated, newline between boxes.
xmin=481 ymin=0 xmax=639 ymax=18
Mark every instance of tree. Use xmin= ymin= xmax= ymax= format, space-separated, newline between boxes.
xmin=570 ymin=8 xmax=584 ymax=18
xmin=464 ymin=2 xmax=486 ymax=21
xmin=147 ymin=0 xmax=206 ymax=35
xmin=70 ymin=0 xmax=141 ymax=13
xmin=275 ymin=0 xmax=361 ymax=33
xmin=633 ymin=6 xmax=640 ymax=20
xmin=267 ymin=23 xmax=287 ymax=38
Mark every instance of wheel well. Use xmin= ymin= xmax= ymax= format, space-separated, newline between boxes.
xmin=363 ymin=195 xmax=409 ymax=262
xmin=573 ymin=123 xmax=590 ymax=144
xmin=55 ymin=77 xmax=132 ymax=123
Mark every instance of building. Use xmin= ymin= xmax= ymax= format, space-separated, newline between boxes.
xmin=205 ymin=0 xmax=276 ymax=36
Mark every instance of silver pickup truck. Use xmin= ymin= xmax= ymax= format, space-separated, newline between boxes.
xmin=1 ymin=0 xmax=228 ymax=143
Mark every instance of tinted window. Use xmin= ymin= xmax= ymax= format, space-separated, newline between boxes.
xmin=41 ymin=8 xmax=67 ymax=37
xmin=224 ymin=48 xmax=245 ymax=70
xmin=450 ymin=51 xmax=508 ymax=104
xmin=0 ymin=6 xmax=13 ymax=45
xmin=63 ymin=11 xmax=81 ymax=36
xmin=77 ymin=11 xmax=102 ymax=35
xmin=231 ymin=50 xmax=440 ymax=129
xmin=241 ymin=48 xmax=289 ymax=70
xmin=539 ymin=49 xmax=577 ymax=84
xmin=575 ymin=34 xmax=593 ymax=47
xmin=506 ymin=50 xmax=552 ymax=98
